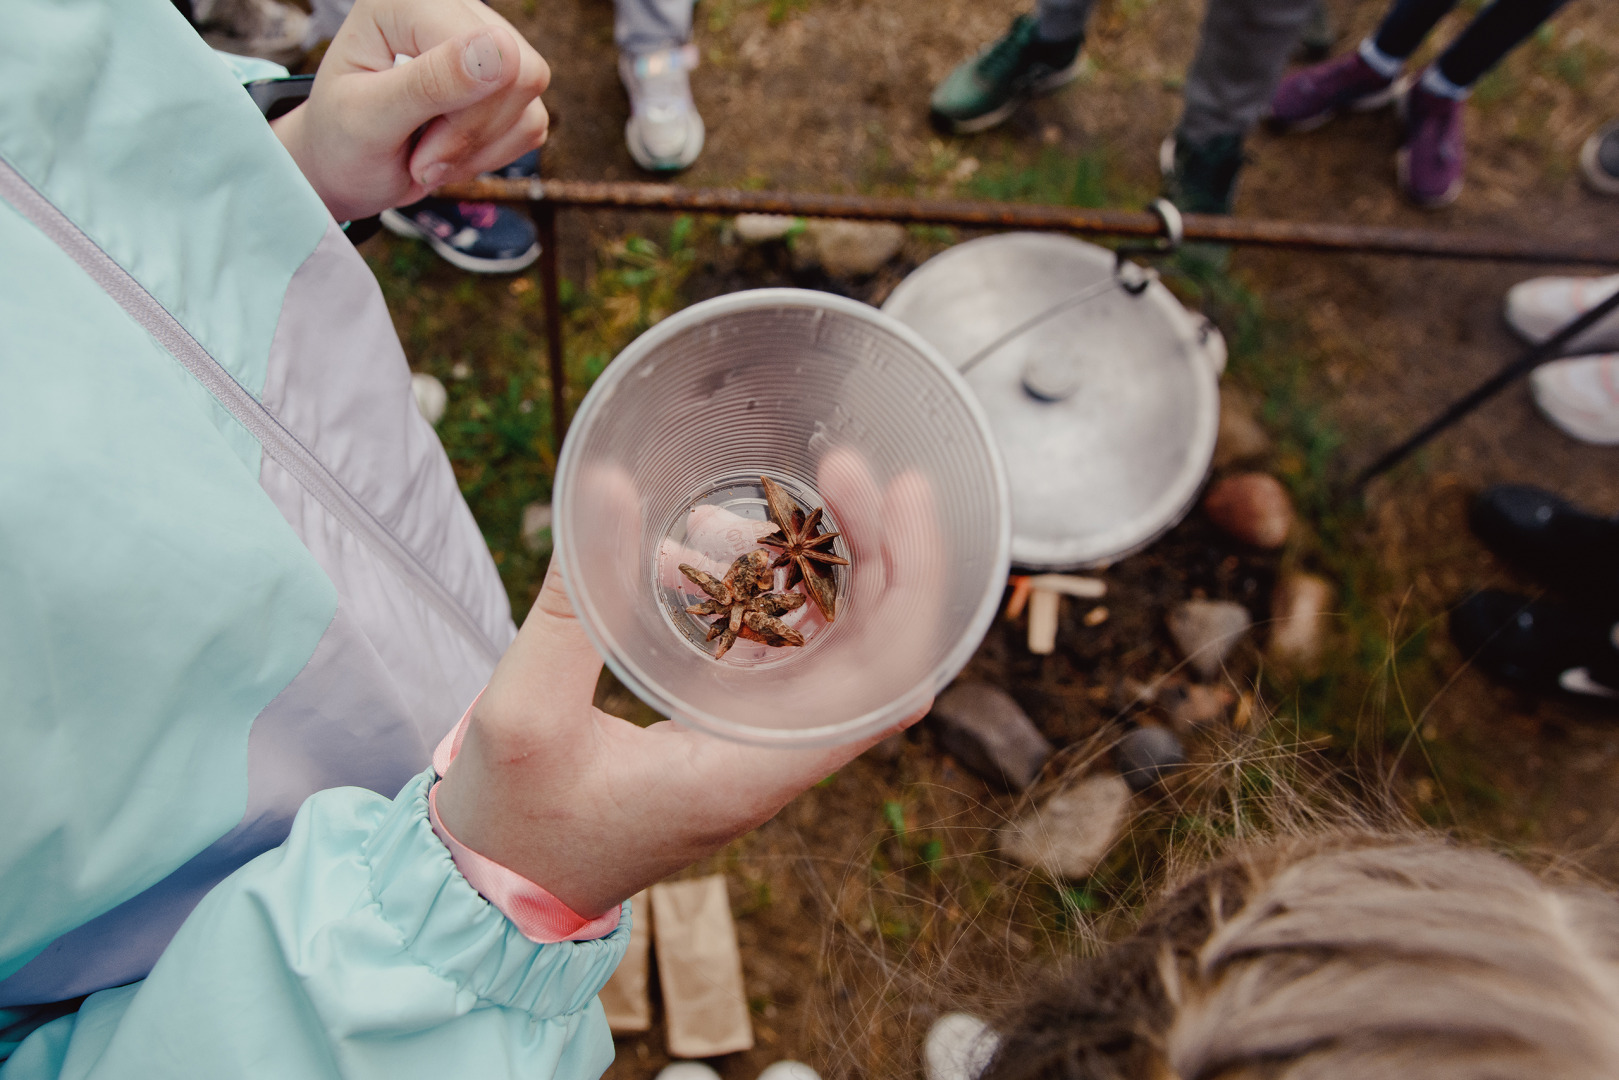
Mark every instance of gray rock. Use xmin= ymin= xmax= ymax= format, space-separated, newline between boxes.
xmin=794 ymin=219 xmax=906 ymax=277
xmin=1167 ymin=599 xmax=1251 ymax=680
xmin=999 ymin=772 xmax=1132 ymax=879
xmin=1116 ymin=726 xmax=1186 ymax=792
xmin=733 ymin=213 xmax=798 ymax=243
xmin=929 ymin=682 xmax=1054 ymax=791
xmin=520 ymin=502 xmax=553 ymax=554
xmin=1213 ymin=391 xmax=1272 ymax=468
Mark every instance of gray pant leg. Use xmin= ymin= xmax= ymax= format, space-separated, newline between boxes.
xmin=614 ymin=0 xmax=695 ymax=53
xmin=1178 ymin=0 xmax=1317 ymax=143
xmin=1035 ymin=0 xmax=1097 ymax=42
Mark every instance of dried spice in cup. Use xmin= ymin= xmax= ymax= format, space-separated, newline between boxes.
xmin=759 ymin=475 xmax=848 ymax=622
xmin=678 ymin=476 xmax=850 ymax=660
xmin=679 ymin=549 xmax=807 ymax=659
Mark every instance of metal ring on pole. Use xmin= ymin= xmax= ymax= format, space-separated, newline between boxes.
xmin=1114 ymin=199 xmax=1184 ymax=294
xmin=1149 ymin=198 xmax=1183 ymax=250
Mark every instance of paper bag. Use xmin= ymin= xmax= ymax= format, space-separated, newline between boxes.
xmin=652 ymin=876 xmax=755 ymax=1057
xmin=599 ymin=890 xmax=652 ymax=1034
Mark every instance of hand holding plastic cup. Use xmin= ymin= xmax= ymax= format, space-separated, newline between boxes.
xmin=554 ymin=290 xmax=1010 ymax=745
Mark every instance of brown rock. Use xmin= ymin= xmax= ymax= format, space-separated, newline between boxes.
xmin=999 ymin=772 xmax=1132 ymax=879
xmin=1159 ymin=682 xmax=1233 ymax=728
xmin=1269 ymin=572 xmax=1335 ymax=675
xmin=1204 ymin=472 xmax=1292 ymax=549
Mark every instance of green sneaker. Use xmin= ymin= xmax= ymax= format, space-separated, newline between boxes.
xmin=1159 ymin=132 xmax=1244 ymax=215
xmin=929 ymin=15 xmax=1083 ymax=135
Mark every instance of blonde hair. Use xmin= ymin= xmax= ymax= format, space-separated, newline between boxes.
xmin=983 ymin=835 xmax=1619 ymax=1080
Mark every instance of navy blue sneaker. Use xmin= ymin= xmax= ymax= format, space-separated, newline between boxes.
xmin=379 ymin=197 xmax=539 ymax=274
xmin=489 ymin=148 xmax=542 ymax=180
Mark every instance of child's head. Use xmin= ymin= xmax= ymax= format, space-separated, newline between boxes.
xmin=984 ymin=835 xmax=1619 ymax=1079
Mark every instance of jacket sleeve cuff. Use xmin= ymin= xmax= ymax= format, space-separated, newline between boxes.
xmin=364 ymin=769 xmax=630 ymax=1015
xmin=427 ymin=694 xmax=623 ymax=945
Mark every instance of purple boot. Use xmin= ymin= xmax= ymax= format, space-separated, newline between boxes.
xmin=1399 ymin=77 xmax=1466 ymax=208
xmin=1268 ymin=51 xmax=1398 ymax=132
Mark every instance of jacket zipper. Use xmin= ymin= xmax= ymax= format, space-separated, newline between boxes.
xmin=0 ymin=157 xmax=503 ymax=665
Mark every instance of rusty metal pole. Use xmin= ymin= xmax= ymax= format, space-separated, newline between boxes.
xmin=531 ymin=200 xmax=568 ymax=454
xmin=446 ymin=177 xmax=1619 ymax=267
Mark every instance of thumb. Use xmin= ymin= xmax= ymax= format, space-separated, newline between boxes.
xmin=481 ymin=560 xmax=605 ymax=735
xmin=368 ymin=26 xmax=517 ymax=148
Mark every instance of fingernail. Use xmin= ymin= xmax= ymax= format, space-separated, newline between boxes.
xmin=418 ymin=161 xmax=448 ymax=189
xmin=463 ymin=32 xmax=503 ymax=82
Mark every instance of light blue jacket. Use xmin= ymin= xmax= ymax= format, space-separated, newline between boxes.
xmin=0 ymin=0 xmax=627 ymax=1074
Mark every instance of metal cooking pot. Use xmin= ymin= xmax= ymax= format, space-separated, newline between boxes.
xmin=882 ymin=232 xmax=1223 ymax=570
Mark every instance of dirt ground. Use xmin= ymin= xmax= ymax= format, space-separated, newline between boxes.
xmin=362 ymin=0 xmax=1619 ymax=1076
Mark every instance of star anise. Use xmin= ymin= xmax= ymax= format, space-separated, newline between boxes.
xmin=759 ymin=475 xmax=849 ymax=622
xmin=679 ymin=549 xmax=806 ymax=659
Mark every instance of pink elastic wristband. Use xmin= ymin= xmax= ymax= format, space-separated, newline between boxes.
xmin=427 ymin=694 xmax=621 ymax=944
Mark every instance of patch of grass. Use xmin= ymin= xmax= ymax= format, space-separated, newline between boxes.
xmin=966 ymin=146 xmax=1116 ymax=208
xmin=1471 ymin=65 xmax=1517 ymax=107
xmin=1162 ymin=256 xmax=1462 ymax=805
xmin=704 ymin=0 xmax=813 ymax=30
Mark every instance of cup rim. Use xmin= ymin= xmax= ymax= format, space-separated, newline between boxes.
xmin=555 ymin=287 xmax=1012 ymax=747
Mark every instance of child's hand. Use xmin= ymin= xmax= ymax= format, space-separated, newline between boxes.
xmin=433 ymin=455 xmax=942 ymax=919
xmin=271 ymin=0 xmax=550 ymax=223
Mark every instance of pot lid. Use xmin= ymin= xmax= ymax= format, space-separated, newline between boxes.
xmin=881 ymin=232 xmax=1220 ymax=570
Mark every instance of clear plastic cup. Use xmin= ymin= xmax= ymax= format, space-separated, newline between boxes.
xmin=554 ymin=289 xmax=1010 ymax=746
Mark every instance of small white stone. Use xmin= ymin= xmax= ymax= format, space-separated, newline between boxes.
xmin=410 ymin=372 xmax=447 ymax=426
xmin=733 ymin=213 xmax=798 ymax=243
xmin=925 ymin=1013 xmax=1000 ymax=1080
xmin=1268 ymin=572 xmax=1334 ymax=675
xmin=520 ymin=502 xmax=553 ymax=553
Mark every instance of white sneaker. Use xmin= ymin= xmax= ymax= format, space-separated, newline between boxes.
xmin=756 ymin=1063 xmax=821 ymax=1080
xmin=1530 ymin=354 xmax=1619 ymax=445
xmin=1503 ymin=273 xmax=1619 ymax=353
xmin=620 ymin=45 xmax=705 ymax=173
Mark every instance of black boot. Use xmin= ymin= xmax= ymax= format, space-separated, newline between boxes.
xmin=1450 ymin=589 xmax=1619 ymax=698
xmin=1470 ymin=485 xmax=1619 ymax=609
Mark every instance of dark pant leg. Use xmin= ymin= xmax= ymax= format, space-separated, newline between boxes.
xmin=1178 ymin=0 xmax=1319 ymax=143
xmin=1035 ymin=0 xmax=1097 ymax=43
xmin=1434 ymin=0 xmax=1570 ymax=87
xmin=1372 ymin=0 xmax=1460 ymax=59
